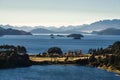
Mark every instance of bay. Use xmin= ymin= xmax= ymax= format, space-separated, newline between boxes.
xmin=0 ymin=65 xmax=119 ymax=80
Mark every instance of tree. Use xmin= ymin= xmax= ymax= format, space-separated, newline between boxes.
xmin=0 ymin=45 xmax=31 ymax=68
xmin=88 ymin=54 xmax=96 ymax=63
xmin=47 ymin=47 xmax=63 ymax=55
xmin=48 ymin=47 xmax=63 ymax=62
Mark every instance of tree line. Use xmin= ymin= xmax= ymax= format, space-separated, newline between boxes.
xmin=87 ymin=41 xmax=120 ymax=70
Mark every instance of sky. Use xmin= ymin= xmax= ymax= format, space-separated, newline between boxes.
xmin=0 ymin=0 xmax=120 ymax=27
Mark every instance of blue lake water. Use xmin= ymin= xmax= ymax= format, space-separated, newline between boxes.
xmin=0 ymin=34 xmax=120 ymax=54
xmin=0 ymin=34 xmax=120 ymax=80
xmin=0 ymin=65 xmax=119 ymax=80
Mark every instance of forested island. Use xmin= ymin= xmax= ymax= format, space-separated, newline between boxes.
xmin=67 ymin=34 xmax=84 ymax=39
xmin=0 ymin=41 xmax=120 ymax=75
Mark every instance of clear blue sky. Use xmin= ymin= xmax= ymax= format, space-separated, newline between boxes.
xmin=0 ymin=0 xmax=120 ymax=27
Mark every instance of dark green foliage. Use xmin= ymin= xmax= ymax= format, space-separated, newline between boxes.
xmin=47 ymin=47 xmax=63 ymax=62
xmin=17 ymin=46 xmax=27 ymax=54
xmin=89 ymin=54 xmax=97 ymax=63
xmin=87 ymin=41 xmax=120 ymax=69
xmin=0 ymin=45 xmax=31 ymax=69
xmin=110 ymin=41 xmax=120 ymax=55
xmin=88 ymin=48 xmax=104 ymax=55
xmin=48 ymin=47 xmax=63 ymax=55
xmin=75 ymin=59 xmax=88 ymax=65
xmin=67 ymin=34 xmax=84 ymax=39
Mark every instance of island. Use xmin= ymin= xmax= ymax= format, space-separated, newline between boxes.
xmin=67 ymin=34 xmax=84 ymax=39
xmin=49 ymin=34 xmax=65 ymax=39
xmin=50 ymin=34 xmax=55 ymax=39
xmin=56 ymin=34 xmax=64 ymax=37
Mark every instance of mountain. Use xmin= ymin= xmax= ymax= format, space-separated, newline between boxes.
xmin=30 ymin=19 xmax=120 ymax=33
xmin=0 ymin=27 xmax=32 ymax=35
xmin=53 ymin=19 xmax=120 ymax=32
xmin=0 ymin=24 xmax=35 ymax=32
xmin=1 ymin=19 xmax=120 ymax=33
xmin=30 ymin=27 xmax=87 ymax=34
xmin=79 ymin=19 xmax=120 ymax=32
xmin=92 ymin=28 xmax=120 ymax=35
xmin=31 ymin=28 xmax=55 ymax=33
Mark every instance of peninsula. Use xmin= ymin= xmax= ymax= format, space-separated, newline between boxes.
xmin=0 ymin=41 xmax=120 ymax=75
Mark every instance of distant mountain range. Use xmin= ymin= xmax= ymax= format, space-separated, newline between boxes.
xmin=0 ymin=27 xmax=31 ymax=35
xmin=30 ymin=28 xmax=87 ymax=34
xmin=30 ymin=19 xmax=120 ymax=34
xmin=0 ymin=25 xmax=35 ymax=32
xmin=92 ymin=28 xmax=120 ymax=35
xmin=31 ymin=28 xmax=55 ymax=33
xmin=0 ymin=19 xmax=120 ymax=34
xmin=78 ymin=19 xmax=120 ymax=32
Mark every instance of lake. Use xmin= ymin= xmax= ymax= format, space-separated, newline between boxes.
xmin=0 ymin=65 xmax=119 ymax=80
xmin=0 ymin=34 xmax=120 ymax=54
xmin=0 ymin=34 xmax=120 ymax=80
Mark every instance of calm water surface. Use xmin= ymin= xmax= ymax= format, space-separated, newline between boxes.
xmin=0 ymin=65 xmax=119 ymax=80
xmin=0 ymin=34 xmax=120 ymax=54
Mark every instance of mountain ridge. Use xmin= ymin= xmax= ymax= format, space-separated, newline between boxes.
xmin=1 ymin=19 xmax=120 ymax=33
xmin=0 ymin=27 xmax=32 ymax=35
xmin=92 ymin=28 xmax=120 ymax=35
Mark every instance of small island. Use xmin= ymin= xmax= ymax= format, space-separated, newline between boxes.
xmin=50 ymin=34 xmax=55 ymax=39
xmin=67 ymin=34 xmax=84 ymax=39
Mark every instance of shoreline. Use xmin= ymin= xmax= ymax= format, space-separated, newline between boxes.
xmin=0 ymin=54 xmax=119 ymax=77
xmin=29 ymin=55 xmax=120 ymax=76
xmin=98 ymin=66 xmax=120 ymax=76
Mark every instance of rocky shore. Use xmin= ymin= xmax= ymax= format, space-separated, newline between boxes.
xmin=98 ymin=65 xmax=120 ymax=76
